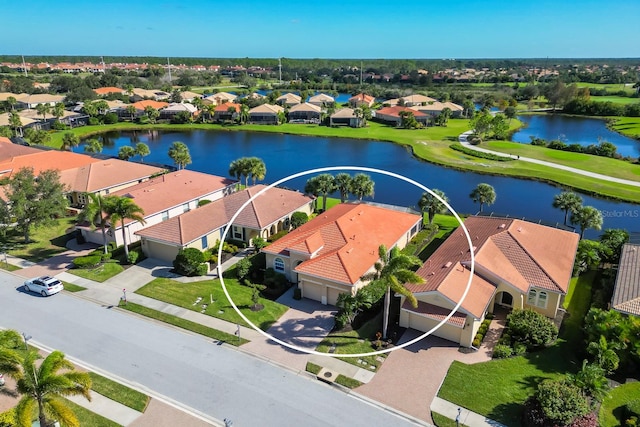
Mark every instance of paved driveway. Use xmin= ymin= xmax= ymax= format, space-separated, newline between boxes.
xmin=242 ymin=288 xmax=337 ymax=371
xmin=356 ymin=326 xmax=497 ymax=424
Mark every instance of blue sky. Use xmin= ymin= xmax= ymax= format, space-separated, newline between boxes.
xmin=3 ymin=0 xmax=640 ymax=58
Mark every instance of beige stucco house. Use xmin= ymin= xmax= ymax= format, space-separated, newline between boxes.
xmin=135 ymin=185 xmax=314 ymax=262
xmin=401 ymin=216 xmax=579 ymax=348
xmin=611 ymin=243 xmax=640 ymax=317
xmin=263 ymin=203 xmax=422 ymax=306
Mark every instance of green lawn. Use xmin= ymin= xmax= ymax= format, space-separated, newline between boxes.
xmin=609 ymin=116 xmax=640 ymax=139
xmin=0 ymin=262 xmax=21 ymax=272
xmin=68 ymin=261 xmax=124 ymax=282
xmin=432 ymin=412 xmax=469 ymax=427
xmin=64 ymin=400 xmax=121 ymax=427
xmin=5 ymin=217 xmax=77 ymax=262
xmin=590 ymin=95 xmax=640 ymax=105
xmin=418 ymin=214 xmax=460 ymax=260
xmin=599 ymin=382 xmax=640 ymax=427
xmin=134 ymin=275 xmax=288 ymax=330
xmin=62 ymin=281 xmax=87 ymax=292
xmin=120 ymin=302 xmax=247 ymax=345
xmin=315 ymin=312 xmax=386 ymax=371
xmin=574 ymin=82 xmax=635 ymax=95
xmin=88 ymin=372 xmax=149 ymax=412
xmin=438 ymin=271 xmax=595 ymax=426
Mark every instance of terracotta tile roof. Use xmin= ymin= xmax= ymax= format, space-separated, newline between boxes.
xmin=0 ymin=139 xmax=42 ymax=162
xmin=289 ymin=103 xmax=321 ymax=113
xmin=0 ymin=149 xmax=98 ymax=179
xmin=376 ymin=106 xmax=427 ymax=118
xmin=135 ymin=185 xmax=313 ymax=245
xmin=214 ymin=102 xmax=241 ymax=112
xmin=59 ymin=159 xmax=165 ymax=193
xmin=113 ymin=170 xmax=236 ymax=225
xmin=410 ymin=216 xmax=579 ymax=319
xmin=308 ymin=93 xmax=334 ymax=103
xmin=93 ymin=87 xmax=124 ymax=95
xmin=130 ymin=100 xmax=169 ymax=110
xmin=277 ymin=93 xmax=302 ymax=103
xmin=349 ymin=93 xmax=375 ymax=103
xmin=612 ymin=244 xmax=640 ymax=316
xmin=400 ymin=94 xmax=437 ymax=104
xmin=249 ymin=104 xmax=284 ymax=114
xmin=402 ymin=300 xmax=467 ymax=328
xmin=264 ymin=203 xmax=422 ymax=286
xmin=330 ymin=108 xmax=356 ymax=119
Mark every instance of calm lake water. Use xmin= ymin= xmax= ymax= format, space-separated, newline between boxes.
xmin=512 ymin=115 xmax=640 ymax=158
xmin=88 ymin=130 xmax=640 ymax=239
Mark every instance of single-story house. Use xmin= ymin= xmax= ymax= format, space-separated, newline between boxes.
xmin=202 ymin=92 xmax=237 ymax=106
xmin=94 ymin=87 xmax=125 ymax=96
xmin=263 ymin=203 xmax=422 ymax=305
xmin=17 ymin=108 xmax=89 ymax=128
xmin=131 ymin=88 xmax=170 ymax=100
xmin=135 ymin=185 xmax=315 ymax=262
xmin=248 ymin=104 xmax=284 ymax=125
xmin=0 ymin=147 xmax=98 ymax=180
xmin=411 ymin=101 xmax=464 ymax=118
xmin=348 ymin=93 xmax=375 ymax=108
xmin=400 ymin=216 xmax=579 ymax=348
xmin=213 ymin=102 xmax=241 ymax=122
xmin=82 ymin=170 xmax=237 ymax=247
xmin=374 ymin=106 xmax=428 ymax=126
xmin=399 ymin=94 xmax=437 ymax=107
xmin=15 ymin=94 xmax=65 ymax=109
xmin=159 ymin=103 xmax=198 ymax=119
xmin=0 ymin=112 xmax=39 ymax=131
xmin=276 ymin=93 xmax=301 ymax=107
xmin=329 ymin=108 xmax=363 ymax=128
xmin=288 ymin=103 xmax=321 ymax=123
xmin=308 ymin=93 xmax=335 ymax=107
xmin=117 ymin=100 xmax=169 ymax=118
xmin=611 ymin=243 xmax=640 ymax=317
xmin=179 ymin=91 xmax=202 ymax=103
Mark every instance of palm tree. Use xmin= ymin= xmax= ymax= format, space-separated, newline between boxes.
xmin=14 ymin=350 xmax=91 ymax=427
xmin=350 ymin=173 xmax=375 ymax=201
xmin=304 ymin=174 xmax=335 ymax=212
xmin=61 ymin=132 xmax=80 ymax=152
xmin=248 ymin=157 xmax=266 ymax=185
xmin=0 ymin=329 xmax=22 ymax=382
xmin=362 ymin=245 xmax=425 ymax=339
xmin=94 ymin=100 xmax=109 ymax=116
xmin=135 ymin=142 xmax=150 ymax=162
xmin=418 ymin=189 xmax=449 ymax=224
xmin=35 ymin=103 xmax=51 ymax=122
xmin=126 ymin=105 xmax=137 ymax=122
xmin=84 ymin=138 xmax=103 ymax=153
xmin=571 ymin=205 xmax=603 ymax=240
xmin=228 ymin=158 xmax=250 ymax=186
xmin=104 ymin=195 xmax=145 ymax=260
xmin=9 ymin=111 xmax=23 ymax=137
xmin=81 ymin=101 xmax=98 ymax=118
xmin=78 ymin=193 xmax=113 ymax=254
xmin=118 ymin=146 xmax=136 ymax=161
xmin=167 ymin=141 xmax=192 ymax=170
xmin=239 ymin=104 xmax=249 ymax=124
xmin=144 ymin=106 xmax=159 ymax=124
xmin=553 ymin=191 xmax=583 ymax=225
xmin=334 ymin=173 xmax=352 ymax=203
xmin=52 ymin=103 xmax=65 ymax=124
xmin=5 ymin=96 xmax=17 ymax=112
xmin=469 ymin=183 xmax=496 ymax=213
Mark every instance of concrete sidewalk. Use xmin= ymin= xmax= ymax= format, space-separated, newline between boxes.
xmin=431 ymin=397 xmax=508 ymax=427
xmin=67 ymin=391 xmax=143 ymax=426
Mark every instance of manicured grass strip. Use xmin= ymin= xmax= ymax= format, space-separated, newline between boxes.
xmin=306 ymin=362 xmax=322 ymax=375
xmin=609 ymin=116 xmax=640 ymax=139
xmin=120 ymin=302 xmax=248 ymax=346
xmin=335 ymin=375 xmax=363 ymax=389
xmin=599 ymin=382 xmax=640 ymax=427
xmin=134 ymin=276 xmax=288 ymax=331
xmin=64 ymin=399 xmax=121 ymax=427
xmin=88 ymin=372 xmax=149 ymax=412
xmin=316 ymin=312 xmax=385 ymax=370
xmin=68 ymin=261 xmax=124 ymax=282
xmin=63 ymin=282 xmax=87 ymax=292
xmin=432 ymin=412 xmax=469 ymax=427
xmin=0 ymin=262 xmax=21 ymax=272
xmin=6 ymin=218 xmax=76 ymax=262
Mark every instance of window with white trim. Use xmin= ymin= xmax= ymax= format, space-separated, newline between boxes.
xmin=274 ymin=258 xmax=285 ymax=272
xmin=233 ymin=225 xmax=243 ymax=240
xmin=201 ymin=235 xmax=208 ymax=249
xmin=527 ymin=289 xmax=548 ymax=308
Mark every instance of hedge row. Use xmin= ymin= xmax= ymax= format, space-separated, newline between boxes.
xmin=449 ymin=143 xmax=515 ymax=162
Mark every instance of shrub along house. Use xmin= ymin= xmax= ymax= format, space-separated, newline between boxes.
xmin=82 ymin=170 xmax=236 ymax=247
xmin=263 ymin=203 xmax=422 ymax=306
xmin=135 ymin=185 xmax=314 ymax=262
xmin=400 ymin=216 xmax=579 ymax=348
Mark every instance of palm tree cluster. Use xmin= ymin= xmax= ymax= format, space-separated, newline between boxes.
xmin=167 ymin=141 xmax=192 ymax=170
xmin=418 ymin=189 xmax=449 ymax=224
xmin=304 ymin=172 xmax=375 ymax=212
xmin=228 ymin=157 xmax=267 ymax=186
xmin=552 ymin=190 xmax=603 ymax=239
xmin=0 ymin=330 xmax=91 ymax=427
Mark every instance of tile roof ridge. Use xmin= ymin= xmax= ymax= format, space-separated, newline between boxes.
xmin=177 ymin=215 xmax=186 ymax=244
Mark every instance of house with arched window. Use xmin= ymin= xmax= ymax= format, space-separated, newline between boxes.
xmin=400 ymin=216 xmax=579 ymax=348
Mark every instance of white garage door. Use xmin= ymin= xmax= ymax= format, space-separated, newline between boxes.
xmin=328 ymin=288 xmax=342 ymax=306
xmin=407 ymin=311 xmax=462 ymax=345
xmin=303 ymin=282 xmax=325 ymax=304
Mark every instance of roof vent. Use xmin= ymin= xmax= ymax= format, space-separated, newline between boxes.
xmin=499 ymin=223 xmax=506 ymax=229
xmin=444 ymin=261 xmax=452 ymax=268
xmin=517 ymin=227 xmax=522 ymax=232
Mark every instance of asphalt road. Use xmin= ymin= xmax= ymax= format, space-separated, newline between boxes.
xmin=0 ymin=272 xmax=420 ymax=427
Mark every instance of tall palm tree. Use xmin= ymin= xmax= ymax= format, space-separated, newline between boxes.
xmin=304 ymin=174 xmax=335 ymax=212
xmin=469 ymin=183 xmax=496 ymax=213
xmin=52 ymin=103 xmax=65 ymax=124
xmin=118 ymin=146 xmax=136 ymax=161
xmin=571 ymin=205 xmax=603 ymax=240
xmin=167 ymin=141 xmax=192 ymax=170
xmin=5 ymin=96 xmax=17 ymax=112
xmin=126 ymin=105 xmax=137 ymax=122
xmin=334 ymin=173 xmax=352 ymax=203
xmin=144 ymin=106 xmax=159 ymax=124
xmin=35 ymin=103 xmax=51 ymax=122
xmin=552 ymin=191 xmax=583 ymax=225
xmin=350 ymin=173 xmax=375 ymax=201
xmin=9 ymin=111 xmax=23 ymax=137
xmin=14 ymin=350 xmax=92 ymax=427
xmin=83 ymin=138 xmax=103 ymax=154
xmin=0 ymin=329 xmax=22 ymax=382
xmin=228 ymin=158 xmax=249 ymax=186
xmin=362 ymin=245 xmax=425 ymax=339
xmin=135 ymin=142 xmax=150 ymax=162
xmin=78 ymin=193 xmax=113 ymax=254
xmin=61 ymin=132 xmax=80 ymax=152
xmin=418 ymin=189 xmax=449 ymax=224
xmin=248 ymin=157 xmax=266 ymax=185
xmin=104 ymin=195 xmax=146 ymax=260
